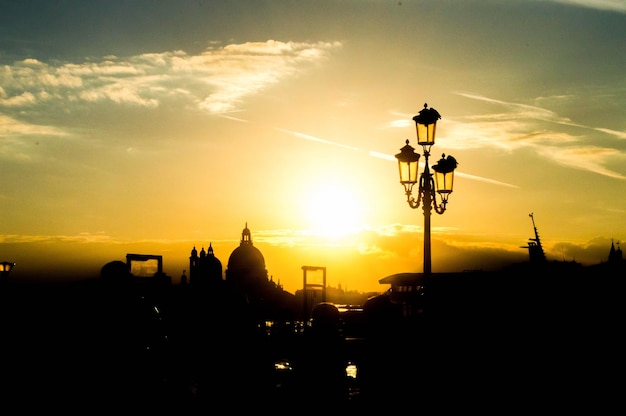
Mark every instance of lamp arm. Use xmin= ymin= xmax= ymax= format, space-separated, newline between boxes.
xmin=406 ymin=187 xmax=422 ymax=209
xmin=431 ymin=177 xmax=448 ymax=214
xmin=433 ymin=196 xmax=447 ymax=214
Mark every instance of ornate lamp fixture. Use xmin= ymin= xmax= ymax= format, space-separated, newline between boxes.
xmin=395 ymin=103 xmax=458 ymax=276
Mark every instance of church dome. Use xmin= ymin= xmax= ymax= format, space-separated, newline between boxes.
xmin=227 ymin=223 xmax=266 ymax=273
xmin=204 ymin=243 xmax=223 ymax=274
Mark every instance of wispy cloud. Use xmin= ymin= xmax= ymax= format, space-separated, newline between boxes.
xmin=0 ymin=232 xmax=116 ymax=244
xmin=0 ymin=114 xmax=68 ymax=138
xmin=547 ymin=0 xmax=626 ymax=14
xmin=454 ymin=92 xmax=626 ymax=180
xmin=536 ymin=145 xmax=626 ymax=179
xmin=0 ymin=40 xmax=341 ymax=128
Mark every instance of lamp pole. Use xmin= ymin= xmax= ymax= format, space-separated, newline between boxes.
xmin=395 ymin=103 xmax=458 ymax=277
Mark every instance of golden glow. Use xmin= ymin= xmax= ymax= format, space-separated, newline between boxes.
xmin=303 ymin=181 xmax=365 ymax=239
xmin=2 ymin=3 xmax=624 ymax=295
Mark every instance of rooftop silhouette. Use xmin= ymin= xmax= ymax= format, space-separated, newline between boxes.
xmin=0 ymin=220 xmax=623 ymax=411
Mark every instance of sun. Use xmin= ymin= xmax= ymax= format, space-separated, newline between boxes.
xmin=303 ymin=181 xmax=365 ymax=238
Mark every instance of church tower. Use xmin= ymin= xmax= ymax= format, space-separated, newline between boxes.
xmin=608 ymin=239 xmax=622 ymax=264
xmin=189 ymin=242 xmax=223 ymax=287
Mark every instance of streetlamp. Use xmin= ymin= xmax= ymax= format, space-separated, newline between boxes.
xmin=0 ymin=261 xmax=15 ymax=280
xmin=395 ymin=103 xmax=458 ymax=277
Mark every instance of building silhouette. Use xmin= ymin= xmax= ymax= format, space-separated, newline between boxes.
xmin=520 ymin=212 xmax=546 ymax=265
xmin=225 ymin=222 xmax=270 ymax=293
xmin=608 ymin=239 xmax=622 ymax=264
xmin=188 ymin=243 xmax=223 ymax=288
xmin=188 ymin=223 xmax=296 ymax=322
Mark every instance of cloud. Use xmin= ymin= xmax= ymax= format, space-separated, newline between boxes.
xmin=0 ymin=232 xmax=116 ymax=244
xmin=454 ymin=92 xmax=626 ymax=180
xmin=0 ymin=40 xmax=341 ymax=121
xmin=537 ymin=145 xmax=626 ymax=179
xmin=594 ymin=127 xmax=626 ymax=140
xmin=548 ymin=0 xmax=626 ymax=13
xmin=0 ymin=114 xmax=67 ymax=138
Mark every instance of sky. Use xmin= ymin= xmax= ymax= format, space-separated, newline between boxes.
xmin=1 ymin=0 xmax=625 ymax=294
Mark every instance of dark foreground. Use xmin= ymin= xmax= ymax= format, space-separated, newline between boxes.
xmin=0 ymin=272 xmax=623 ymax=413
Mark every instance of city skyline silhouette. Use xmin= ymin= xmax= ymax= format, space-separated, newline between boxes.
xmin=0 ymin=222 xmax=622 ymax=411
xmin=1 ymin=1 xmax=625 ymax=294
xmin=1 ymin=1 xmax=625 ymax=411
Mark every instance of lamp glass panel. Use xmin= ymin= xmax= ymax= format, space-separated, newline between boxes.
xmin=0 ymin=262 xmax=14 ymax=272
xmin=416 ymin=123 xmax=436 ymax=146
xmin=435 ymin=170 xmax=454 ymax=193
xmin=398 ymin=159 xmax=419 ymax=184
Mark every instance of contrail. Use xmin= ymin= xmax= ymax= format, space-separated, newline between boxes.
xmin=214 ymin=110 xmax=249 ymax=123
xmin=454 ymin=171 xmax=519 ymax=188
xmin=274 ymin=127 xmax=362 ymax=152
xmin=219 ymin=114 xmax=519 ymax=189
xmin=369 ymin=150 xmax=519 ymax=188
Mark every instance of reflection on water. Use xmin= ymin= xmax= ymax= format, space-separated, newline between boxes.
xmin=346 ymin=362 xmax=358 ymax=379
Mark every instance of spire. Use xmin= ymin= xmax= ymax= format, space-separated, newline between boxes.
xmin=241 ymin=222 xmax=252 ymax=245
xmin=609 ymin=239 xmax=622 ymax=263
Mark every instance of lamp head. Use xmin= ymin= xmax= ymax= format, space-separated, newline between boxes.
xmin=432 ymin=153 xmax=457 ymax=201
xmin=412 ymin=103 xmax=441 ymax=147
xmin=0 ymin=261 xmax=15 ymax=275
xmin=395 ymin=140 xmax=420 ymax=188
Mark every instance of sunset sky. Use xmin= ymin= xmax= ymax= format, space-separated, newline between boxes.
xmin=1 ymin=0 xmax=625 ymax=293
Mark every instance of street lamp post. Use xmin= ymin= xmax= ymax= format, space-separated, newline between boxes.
xmin=395 ymin=103 xmax=458 ymax=277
